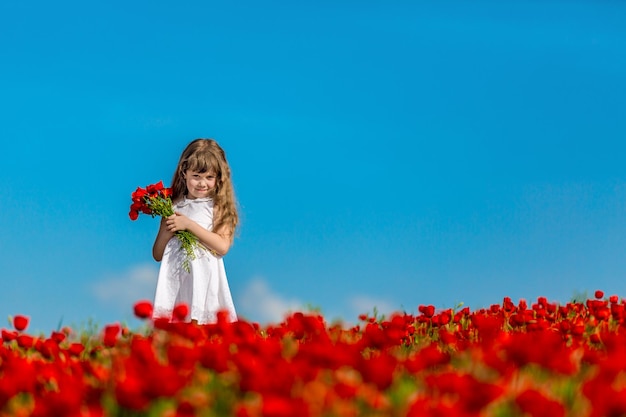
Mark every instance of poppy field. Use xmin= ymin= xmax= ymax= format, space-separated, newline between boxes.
xmin=2 ymin=291 xmax=626 ymax=417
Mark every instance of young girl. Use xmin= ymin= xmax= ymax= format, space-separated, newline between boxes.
xmin=152 ymin=138 xmax=238 ymax=324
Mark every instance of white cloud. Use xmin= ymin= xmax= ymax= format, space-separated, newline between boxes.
xmin=237 ymin=278 xmax=304 ymax=324
xmin=91 ymin=263 xmax=158 ymax=312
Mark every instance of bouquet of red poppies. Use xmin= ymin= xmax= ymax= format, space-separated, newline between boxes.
xmin=129 ymin=181 xmax=198 ymax=271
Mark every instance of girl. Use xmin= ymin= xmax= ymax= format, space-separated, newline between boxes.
xmin=152 ymin=138 xmax=238 ymax=323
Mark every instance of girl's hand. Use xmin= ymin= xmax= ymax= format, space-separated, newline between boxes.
xmin=166 ymin=212 xmax=191 ymax=233
xmin=164 ymin=211 xmax=232 ymax=256
xmin=159 ymin=217 xmax=175 ymax=239
xmin=153 ymin=217 xmax=175 ymax=262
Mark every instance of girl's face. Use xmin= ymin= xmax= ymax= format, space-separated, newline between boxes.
xmin=184 ymin=170 xmax=217 ymax=199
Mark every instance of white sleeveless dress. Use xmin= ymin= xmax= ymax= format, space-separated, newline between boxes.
xmin=153 ymin=196 xmax=237 ymax=324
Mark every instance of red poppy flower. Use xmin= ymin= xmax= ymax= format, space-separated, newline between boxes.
xmin=16 ymin=334 xmax=34 ymax=349
xmin=13 ymin=315 xmax=29 ymax=331
xmin=67 ymin=343 xmax=85 ymax=357
xmin=595 ymin=290 xmax=604 ymax=299
xmin=133 ymin=300 xmax=154 ymax=319
xmin=146 ymin=180 xmax=164 ymax=194
xmin=47 ymin=331 xmax=66 ymax=344
xmin=437 ymin=309 xmax=452 ymax=325
xmin=199 ymin=342 xmax=230 ymax=373
xmin=162 ymin=187 xmax=173 ymax=198
xmin=103 ymin=324 xmax=121 ymax=347
xmin=38 ymin=338 xmax=61 ymax=359
xmin=1 ymin=329 xmax=18 ymax=342
xmin=173 ymin=304 xmax=190 ymax=321
xmin=115 ymin=375 xmax=151 ymax=411
xmin=261 ymin=395 xmax=307 ymax=417
xmin=515 ymin=389 xmax=566 ymax=417
xmin=132 ymin=186 xmax=148 ymax=202
xmin=418 ymin=305 xmax=435 ymax=318
xmin=404 ymin=342 xmax=450 ymax=373
xmin=357 ymin=351 xmax=397 ymax=390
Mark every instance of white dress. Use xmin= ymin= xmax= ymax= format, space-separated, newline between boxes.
xmin=153 ymin=196 xmax=237 ymax=324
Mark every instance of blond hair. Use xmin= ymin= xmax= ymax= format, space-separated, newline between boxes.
xmin=171 ymin=139 xmax=238 ymax=240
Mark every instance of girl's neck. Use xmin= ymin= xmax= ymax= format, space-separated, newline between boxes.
xmin=185 ymin=194 xmax=210 ymax=201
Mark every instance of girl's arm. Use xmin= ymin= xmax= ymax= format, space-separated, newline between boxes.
xmin=165 ymin=212 xmax=233 ymax=256
xmin=152 ymin=218 xmax=175 ymax=261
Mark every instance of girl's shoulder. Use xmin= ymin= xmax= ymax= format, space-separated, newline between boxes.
xmin=172 ymin=197 xmax=184 ymax=209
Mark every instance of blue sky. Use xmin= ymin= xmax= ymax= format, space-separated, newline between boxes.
xmin=2 ymin=1 xmax=626 ymax=333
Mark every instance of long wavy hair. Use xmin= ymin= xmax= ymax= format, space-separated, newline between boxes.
xmin=170 ymin=139 xmax=239 ymax=240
